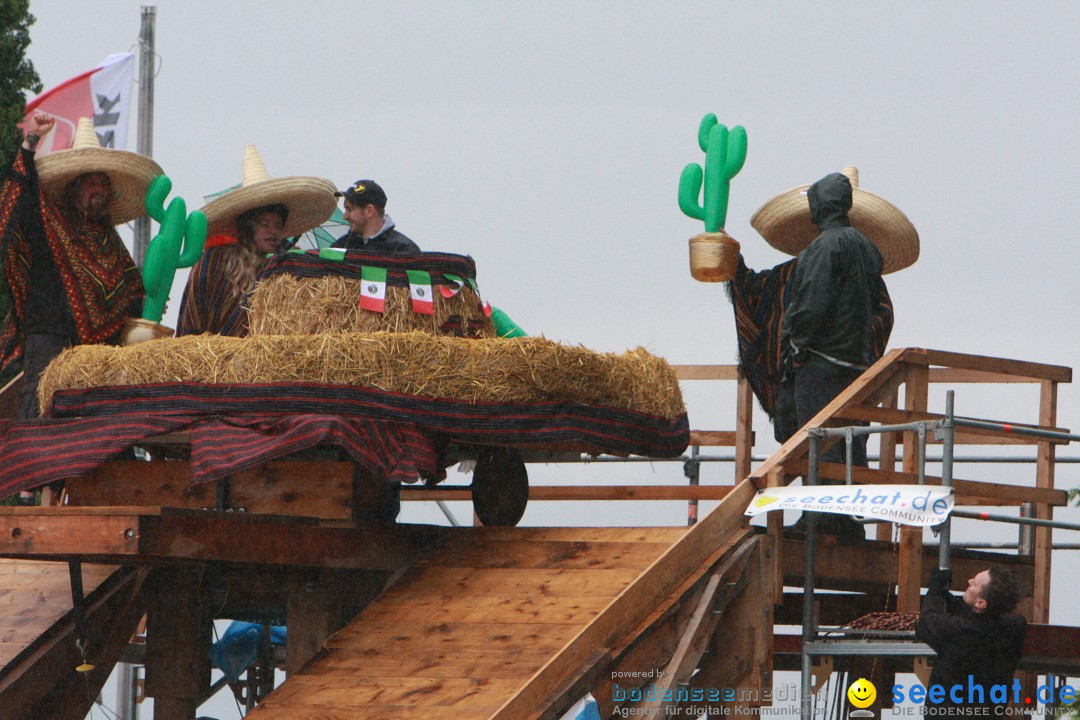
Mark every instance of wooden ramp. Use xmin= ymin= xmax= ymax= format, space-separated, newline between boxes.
xmin=246 ymin=482 xmax=761 ymax=720
xmin=0 ymin=559 xmax=148 ymax=719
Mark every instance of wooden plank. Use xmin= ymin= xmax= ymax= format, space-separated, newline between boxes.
xmin=782 ymin=537 xmax=1035 ymax=596
xmin=491 ymin=482 xmax=756 ymax=719
xmin=835 ymin=404 xmax=1069 ymax=445
xmin=324 ymin=621 xmax=580 ymax=653
xmin=0 ymin=566 xmax=145 ymax=720
xmin=403 ymin=485 xmax=735 ymax=502
xmin=421 ymin=538 xmax=679 ymax=570
xmin=390 ymin=566 xmax=640 ymax=598
xmin=898 ymin=362 xmax=928 ymax=613
xmin=144 ymin=566 xmax=211 ymax=712
xmin=928 ymin=368 xmax=1046 ymax=384
xmin=785 ymin=459 xmax=1069 ymax=507
xmin=136 ymin=514 xmax=438 ymax=570
xmin=71 ymin=460 xmax=356 ymax=518
xmin=0 ymin=509 xmax=441 ymax=571
xmin=735 ymin=376 xmax=754 ymax=482
xmin=1033 ymin=379 xmax=1056 ymax=624
xmin=749 ymin=348 xmax=908 ymax=485
xmin=672 ymin=365 xmax=739 ymax=381
xmin=637 ymin=538 xmax=759 ymax=714
xmin=69 ymin=461 xmax=213 ymax=509
xmin=0 ymin=513 xmax=140 ymax=557
xmin=259 ymin=674 xmax=522 ymax=710
xmin=250 ymin=707 xmax=497 ymax=720
xmin=442 ymin=527 xmax=686 ymax=544
xmin=688 ymin=430 xmax=740 ymax=447
xmin=359 ymin=593 xmax=607 ymax=625
xmin=302 ymin=646 xmax=555 ymax=679
xmin=910 ymin=348 xmax=1072 ymax=383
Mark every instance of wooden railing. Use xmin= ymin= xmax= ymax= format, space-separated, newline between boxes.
xmin=745 ymin=347 xmax=1071 ymax=626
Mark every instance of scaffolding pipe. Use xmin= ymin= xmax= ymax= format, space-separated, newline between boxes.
xmin=800 ymin=433 xmax=820 ymax=720
xmin=950 ymin=509 xmax=1080 ymax=532
xmin=938 ymin=391 xmax=956 ymax=571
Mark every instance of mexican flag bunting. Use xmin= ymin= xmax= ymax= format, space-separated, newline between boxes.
xmin=439 ymin=273 xmax=464 ymax=299
xmin=407 ymin=270 xmax=435 ymax=315
xmin=359 ymin=266 xmax=387 ymax=312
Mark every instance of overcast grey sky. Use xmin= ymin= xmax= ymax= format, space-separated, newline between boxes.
xmin=21 ymin=1 xmax=1080 ymax=716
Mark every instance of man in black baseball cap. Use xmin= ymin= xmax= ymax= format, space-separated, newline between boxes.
xmin=331 ymin=179 xmax=420 ymax=254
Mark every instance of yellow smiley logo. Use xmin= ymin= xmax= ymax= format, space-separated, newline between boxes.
xmin=754 ymin=495 xmax=779 ymax=507
xmin=847 ymin=677 xmax=876 ymax=709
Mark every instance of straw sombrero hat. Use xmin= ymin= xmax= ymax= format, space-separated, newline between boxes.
xmin=35 ymin=117 xmax=162 ymax=226
xmin=200 ymin=145 xmax=337 ymax=239
xmin=749 ymin=166 xmax=919 ymax=274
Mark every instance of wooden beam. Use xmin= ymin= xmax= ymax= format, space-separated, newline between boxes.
xmin=145 ymin=565 xmax=211 ymax=720
xmin=735 ymin=376 xmax=754 ymax=482
xmin=0 ymin=508 xmax=442 ymax=571
xmin=403 ymin=485 xmax=735 ymax=502
xmin=1033 ymin=380 xmax=1056 ymax=624
xmin=928 ymin=368 xmax=1047 ymax=384
xmin=836 ymin=405 xmax=1070 ymax=445
xmin=897 ymin=363 xmax=928 ymax=613
xmin=907 ymin=348 xmax=1072 ymax=384
xmin=491 ymin=482 xmax=757 ymax=720
xmin=69 ymin=460 xmax=356 ymax=519
xmin=636 ymin=538 xmax=758 ymax=713
xmin=672 ymin=365 xmax=739 ymax=381
xmin=749 ymin=348 xmax=908 ymax=486
xmin=689 ymin=430 xmax=745 ymax=447
xmin=0 ymin=566 xmax=146 ymax=720
xmin=784 ymin=459 xmax=1069 ymax=507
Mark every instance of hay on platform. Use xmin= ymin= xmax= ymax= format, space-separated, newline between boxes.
xmin=37 ymin=332 xmax=686 ymax=420
xmin=246 ymin=275 xmax=495 ymax=337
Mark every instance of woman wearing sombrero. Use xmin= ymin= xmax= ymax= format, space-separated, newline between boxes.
xmin=0 ymin=111 xmax=160 ymax=418
xmin=176 ymin=145 xmax=336 ymax=336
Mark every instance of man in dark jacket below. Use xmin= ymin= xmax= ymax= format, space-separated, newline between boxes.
xmin=331 ymin=179 xmax=420 ymax=253
xmin=780 ymin=171 xmax=883 ymax=537
xmin=916 ymin=566 xmax=1027 ymax=716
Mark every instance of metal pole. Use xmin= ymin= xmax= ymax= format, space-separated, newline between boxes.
xmin=1019 ymin=503 xmax=1035 ymax=556
xmin=116 ymin=662 xmax=138 ymax=720
xmin=133 ymin=6 xmax=156 ymax=268
xmin=950 ymin=509 xmax=1080 ymax=532
xmin=801 ymin=432 xmax=821 ymax=720
xmin=938 ymin=391 xmax=955 ymax=571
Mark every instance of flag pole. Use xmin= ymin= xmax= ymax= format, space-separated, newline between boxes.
xmin=133 ymin=5 xmax=156 ymax=268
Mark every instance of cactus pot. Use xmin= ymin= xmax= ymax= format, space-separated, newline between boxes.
xmin=689 ymin=231 xmax=739 ymax=282
xmin=121 ymin=318 xmax=175 ymax=346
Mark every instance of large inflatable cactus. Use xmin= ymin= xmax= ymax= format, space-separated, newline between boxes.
xmin=141 ymin=175 xmax=206 ymax=323
xmin=678 ymin=114 xmax=747 ymax=233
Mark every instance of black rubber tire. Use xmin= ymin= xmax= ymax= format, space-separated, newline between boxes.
xmin=472 ymin=447 xmax=529 ymax=526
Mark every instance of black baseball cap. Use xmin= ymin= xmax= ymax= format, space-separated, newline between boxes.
xmin=336 ymin=179 xmax=387 ymax=209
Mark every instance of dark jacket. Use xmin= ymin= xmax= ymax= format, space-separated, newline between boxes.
xmin=915 ymin=571 xmax=1027 ymax=711
xmin=331 ymin=216 xmax=420 ymax=254
xmin=780 ymin=172 xmax=884 ymax=368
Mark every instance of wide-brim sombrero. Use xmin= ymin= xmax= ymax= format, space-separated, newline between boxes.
xmin=749 ymin=166 xmax=919 ymax=274
xmin=36 ymin=117 xmax=162 ymax=227
xmin=200 ymin=145 xmax=337 ymax=239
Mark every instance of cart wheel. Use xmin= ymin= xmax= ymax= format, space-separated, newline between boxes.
xmin=472 ymin=447 xmax=529 ymax=527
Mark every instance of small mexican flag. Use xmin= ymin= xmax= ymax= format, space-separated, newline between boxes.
xmin=439 ymin=273 xmax=464 ymax=299
xmin=360 ymin=266 xmax=387 ymax=312
xmin=406 ymin=270 xmax=435 ymax=315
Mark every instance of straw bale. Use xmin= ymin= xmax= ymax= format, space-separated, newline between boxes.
xmin=247 ymin=275 xmax=494 ymax=337
xmin=38 ymin=332 xmax=686 ymax=420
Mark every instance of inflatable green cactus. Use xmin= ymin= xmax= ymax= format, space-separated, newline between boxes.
xmin=141 ymin=175 xmax=206 ymax=323
xmin=678 ymin=113 xmax=747 ymax=233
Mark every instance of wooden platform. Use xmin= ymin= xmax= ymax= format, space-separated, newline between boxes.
xmin=246 ymin=526 xmax=690 ymax=719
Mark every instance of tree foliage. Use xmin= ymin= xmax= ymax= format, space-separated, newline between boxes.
xmin=0 ymin=0 xmax=41 ymax=173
